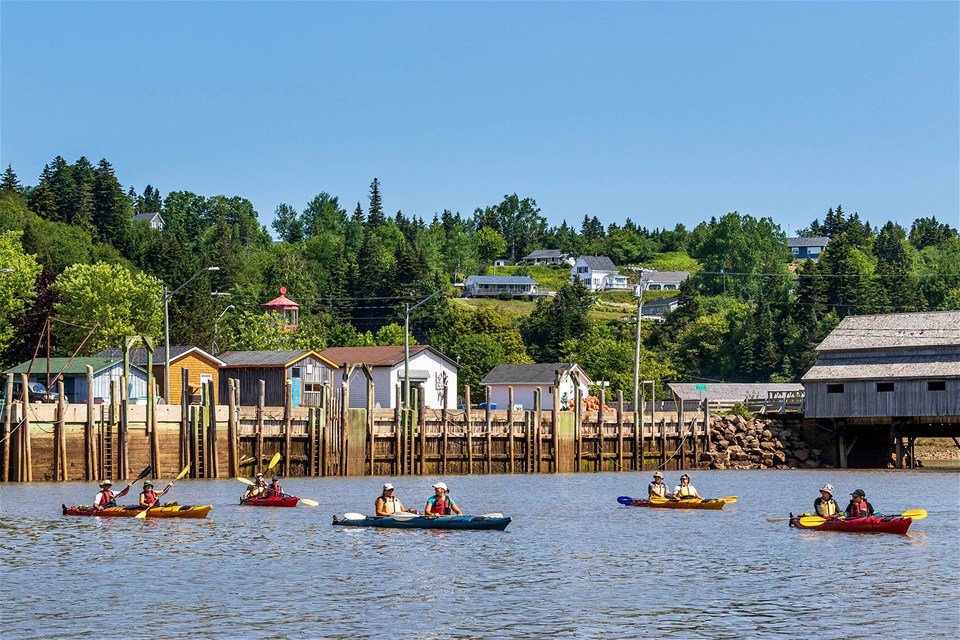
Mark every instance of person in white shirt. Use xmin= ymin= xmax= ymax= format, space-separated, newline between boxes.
xmin=93 ymin=479 xmax=132 ymax=511
xmin=672 ymin=474 xmax=702 ymax=500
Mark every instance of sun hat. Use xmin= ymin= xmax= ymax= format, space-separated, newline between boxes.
xmin=653 ymin=471 xmax=663 ymax=478
xmin=383 ymin=483 xmax=394 ymax=491
xmin=820 ymin=484 xmax=833 ymax=495
xmin=850 ymin=489 xmax=866 ymax=497
xmin=143 ymin=480 xmax=153 ymax=487
xmin=99 ymin=480 xmax=113 ymax=487
xmin=256 ymin=473 xmax=264 ymax=478
xmin=432 ymin=482 xmax=448 ymax=491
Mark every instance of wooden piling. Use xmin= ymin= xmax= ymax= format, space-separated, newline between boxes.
xmin=464 ymin=386 xmax=473 ymax=475
xmin=598 ymin=386 xmax=606 ymax=472
xmin=108 ymin=379 xmax=117 ymax=481
xmin=149 ymin=379 xmax=160 ymax=477
xmin=660 ymin=418 xmax=667 ymax=469
xmin=284 ymin=379 xmax=292 ymax=477
xmin=21 ymin=373 xmax=31 ymax=482
xmin=418 ymin=387 xmax=426 ymax=475
xmin=208 ymin=380 xmax=219 ymax=478
xmin=120 ymin=375 xmax=129 ymax=480
xmin=368 ymin=377 xmax=375 ymax=476
xmin=394 ymin=383 xmax=402 ymax=475
xmin=534 ymin=388 xmax=543 ymax=473
xmin=57 ymin=380 xmax=67 ymax=481
xmin=180 ymin=367 xmax=189 ymax=470
xmin=307 ymin=406 xmax=316 ymax=477
xmin=486 ymin=389 xmax=493 ymax=474
xmin=340 ymin=379 xmax=349 ymax=476
xmin=2 ymin=374 xmax=12 ymax=482
xmin=85 ymin=366 xmax=95 ymax=480
xmin=617 ymin=391 xmax=624 ymax=472
xmin=191 ymin=405 xmax=200 ymax=477
xmin=506 ymin=385 xmax=515 ymax=474
xmin=574 ymin=382 xmax=582 ymax=472
xmin=256 ymin=380 xmax=265 ymax=475
xmin=228 ymin=378 xmax=238 ymax=478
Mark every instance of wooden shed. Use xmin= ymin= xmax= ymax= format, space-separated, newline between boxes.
xmin=96 ymin=346 xmax=224 ymax=405
xmin=4 ymin=357 xmax=149 ymax=404
xmin=218 ymin=350 xmax=338 ymax=407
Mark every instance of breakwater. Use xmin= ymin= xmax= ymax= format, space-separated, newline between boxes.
xmin=699 ymin=415 xmax=827 ymax=469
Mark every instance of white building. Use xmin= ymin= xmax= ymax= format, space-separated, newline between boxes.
xmin=480 ymin=362 xmax=593 ymax=410
xmin=318 ymin=345 xmax=459 ymax=409
xmin=464 ymin=275 xmax=539 ymax=297
xmin=570 ymin=255 xmax=630 ymax=291
xmin=521 ymin=249 xmax=569 ymax=265
xmin=645 ymin=271 xmax=689 ymax=291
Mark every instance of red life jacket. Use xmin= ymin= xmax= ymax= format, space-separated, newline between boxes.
xmin=267 ymin=485 xmax=282 ymax=498
xmin=847 ymin=500 xmax=871 ymax=518
xmin=97 ymin=490 xmax=114 ymax=507
xmin=429 ymin=496 xmax=451 ymax=515
xmin=142 ymin=491 xmax=157 ymax=506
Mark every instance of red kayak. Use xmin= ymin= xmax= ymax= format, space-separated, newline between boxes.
xmin=241 ymin=495 xmax=300 ymax=507
xmin=789 ymin=515 xmax=912 ymax=535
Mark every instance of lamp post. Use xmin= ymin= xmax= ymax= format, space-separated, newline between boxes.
xmin=631 ymin=269 xmax=651 ymax=426
xmin=164 ymin=266 xmax=219 ymax=403
xmin=403 ymin=289 xmax=448 ymax=412
xmin=212 ymin=302 xmax=235 ymax=355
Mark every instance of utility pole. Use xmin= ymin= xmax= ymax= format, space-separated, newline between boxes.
xmin=632 ymin=269 xmax=651 ymax=427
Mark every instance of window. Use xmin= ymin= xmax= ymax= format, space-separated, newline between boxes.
xmin=827 ymin=384 xmax=844 ymax=394
xmin=928 ymin=381 xmax=946 ymax=391
xmin=876 ymin=382 xmax=894 ymax=393
xmin=291 ymin=367 xmax=302 ymax=379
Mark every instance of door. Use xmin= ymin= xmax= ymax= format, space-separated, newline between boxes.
xmin=291 ymin=367 xmax=302 ymax=407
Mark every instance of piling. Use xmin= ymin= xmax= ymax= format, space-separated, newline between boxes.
xmin=57 ymin=380 xmax=67 ymax=481
xmin=256 ymin=380 xmax=265 ymax=474
xmin=3 ymin=374 xmax=12 ymax=481
xmin=22 ymin=373 xmax=31 ymax=482
xmin=228 ymin=378 xmax=238 ymax=478
xmin=208 ymin=380 xmax=219 ymax=478
xmin=465 ymin=386 xmax=473 ymax=475
xmin=85 ymin=366 xmax=95 ymax=480
xmin=180 ymin=367 xmax=190 ymax=470
xmin=283 ymin=379 xmax=292 ymax=477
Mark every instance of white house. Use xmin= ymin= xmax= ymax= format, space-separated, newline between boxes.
xmin=464 ymin=275 xmax=539 ymax=297
xmin=570 ymin=255 xmax=629 ymax=291
xmin=132 ymin=211 xmax=165 ymax=230
xmin=318 ymin=345 xmax=459 ymax=409
xmin=645 ymin=271 xmax=689 ymax=291
xmin=4 ymin=357 xmax=150 ymax=404
xmin=480 ymin=362 xmax=593 ymax=410
xmin=521 ymin=249 xmax=568 ymax=265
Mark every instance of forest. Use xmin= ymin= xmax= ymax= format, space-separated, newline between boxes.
xmin=1 ymin=156 xmax=958 ymax=401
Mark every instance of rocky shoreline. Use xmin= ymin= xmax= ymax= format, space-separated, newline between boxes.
xmin=700 ymin=415 xmax=827 ymax=470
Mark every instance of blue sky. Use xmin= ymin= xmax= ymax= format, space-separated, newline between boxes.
xmin=2 ymin=1 xmax=958 ymax=236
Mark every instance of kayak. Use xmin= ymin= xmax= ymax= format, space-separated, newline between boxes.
xmin=332 ymin=514 xmax=511 ymax=531
xmin=241 ymin=495 xmax=300 ymax=507
xmin=626 ymin=498 xmax=726 ymax=510
xmin=62 ymin=504 xmax=212 ymax=519
xmin=789 ymin=514 xmax=912 ymax=534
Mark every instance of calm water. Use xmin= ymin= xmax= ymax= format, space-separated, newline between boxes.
xmin=2 ymin=470 xmax=958 ymax=639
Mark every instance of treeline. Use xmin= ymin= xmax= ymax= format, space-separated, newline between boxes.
xmin=0 ymin=156 xmax=957 ymax=400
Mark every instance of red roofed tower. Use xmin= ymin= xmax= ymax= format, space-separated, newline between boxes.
xmin=264 ymin=287 xmax=299 ymax=332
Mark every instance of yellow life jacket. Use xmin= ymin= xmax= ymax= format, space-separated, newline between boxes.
xmin=677 ymin=484 xmax=697 ymax=498
xmin=816 ymin=498 xmax=837 ymax=516
xmin=380 ymin=496 xmax=402 ymax=514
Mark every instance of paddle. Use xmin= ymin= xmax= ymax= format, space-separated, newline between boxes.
xmin=390 ymin=511 xmax=419 ymax=521
xmin=343 ymin=512 xmax=367 ymax=520
xmin=617 ymin=496 xmax=635 ymax=505
xmin=798 ymin=515 xmax=827 ymax=527
xmin=899 ymin=509 xmax=927 ymax=520
xmin=478 ymin=513 xmax=504 ymax=518
xmin=767 ymin=517 xmax=790 ymax=523
xmin=717 ymin=496 xmax=738 ymax=504
xmin=236 ymin=452 xmax=282 ymax=486
xmin=135 ymin=465 xmax=190 ymax=519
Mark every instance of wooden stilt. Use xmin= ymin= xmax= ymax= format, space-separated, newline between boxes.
xmin=534 ymin=388 xmax=542 ymax=473
xmin=180 ymin=367 xmax=190 ymax=471
xmin=284 ymin=379 xmax=292 ymax=477
xmin=487 ymin=389 xmax=494 ymax=474
xmin=441 ymin=404 xmax=449 ymax=475
xmin=57 ymin=380 xmax=67 ymax=480
xmin=22 ymin=373 xmax=32 ymax=482
xmin=85 ymin=367 xmax=95 ymax=480
xmin=617 ymin=391 xmax=624 ymax=472
xmin=394 ymin=384 xmax=402 ymax=475
xmin=2 ymin=374 xmax=12 ymax=482
xmin=256 ymin=380 xmax=265 ymax=475
xmin=465 ymin=386 xmax=473 ymax=475
xmin=228 ymin=378 xmax=238 ymax=478
xmin=208 ymin=380 xmax=219 ymax=478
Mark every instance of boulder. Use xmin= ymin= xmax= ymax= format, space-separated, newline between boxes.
xmin=794 ymin=449 xmax=810 ymax=462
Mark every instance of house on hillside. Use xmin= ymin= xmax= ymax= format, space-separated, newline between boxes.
xmin=645 ymin=271 xmax=689 ymax=291
xmin=787 ymin=237 xmax=830 ymax=261
xmin=570 ymin=256 xmax=630 ymax=291
xmin=218 ymin=350 xmax=338 ymax=407
xmin=521 ymin=249 xmax=569 ymax=266
xmin=132 ymin=211 xmax=165 ymax=230
xmin=464 ymin=275 xmax=540 ymax=297
xmin=318 ymin=346 xmax=458 ymax=409
xmin=643 ymin=296 xmax=680 ymax=321
xmin=95 ymin=346 xmax=223 ymax=404
xmin=480 ymin=362 xmax=592 ymax=410
xmin=4 ymin=357 xmax=149 ymax=404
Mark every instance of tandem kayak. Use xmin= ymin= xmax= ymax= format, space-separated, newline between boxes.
xmin=62 ymin=504 xmax=212 ymax=519
xmin=625 ymin=498 xmax=726 ymax=510
xmin=241 ymin=495 xmax=300 ymax=507
xmin=332 ymin=513 xmax=511 ymax=531
xmin=789 ymin=515 xmax=912 ymax=535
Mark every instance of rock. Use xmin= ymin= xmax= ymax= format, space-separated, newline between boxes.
xmin=760 ymin=441 xmax=776 ymax=451
xmin=794 ymin=449 xmax=810 ymax=462
xmin=762 ymin=430 xmax=772 ymax=440
xmin=773 ymin=450 xmax=787 ymax=464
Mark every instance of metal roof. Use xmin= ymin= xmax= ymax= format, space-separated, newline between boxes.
xmin=645 ymin=271 xmax=689 ymax=284
xmin=815 ymin=311 xmax=960 ymax=352
xmin=318 ymin=345 xmax=459 ymax=370
xmin=668 ymin=382 xmax=804 ymax=402
xmin=4 ymin=357 xmax=144 ymax=376
xmin=576 ymin=255 xmax=618 ymax=271
xmin=802 ymin=353 xmax=960 ymax=381
xmin=787 ymin=237 xmax=830 ymax=248
xmin=219 ymin=350 xmax=337 ymax=368
xmin=465 ymin=275 xmax=538 ymax=285
xmin=480 ymin=363 xmax=591 ymax=386
xmin=94 ymin=346 xmax=223 ymax=366
xmin=522 ymin=249 xmax=564 ymax=259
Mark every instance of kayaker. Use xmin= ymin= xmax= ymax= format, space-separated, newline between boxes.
xmin=425 ymin=482 xmax=462 ymax=516
xmin=375 ymin=483 xmax=417 ymax=516
xmin=93 ymin=479 xmax=132 ymax=511
xmin=672 ymin=474 xmax=702 ymax=500
xmin=844 ymin=489 xmax=875 ymax=518
xmin=813 ymin=484 xmax=839 ymax=517
xmin=138 ymin=479 xmax=173 ymax=508
xmin=265 ymin=476 xmax=284 ymax=498
xmin=648 ymin=471 xmax=669 ymax=498
xmin=243 ymin=473 xmax=269 ymax=500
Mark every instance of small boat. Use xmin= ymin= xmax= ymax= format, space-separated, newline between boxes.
xmin=625 ymin=498 xmax=726 ymax=510
xmin=241 ymin=495 xmax=300 ymax=507
xmin=789 ymin=514 xmax=912 ymax=535
xmin=332 ymin=513 xmax=511 ymax=531
xmin=62 ymin=504 xmax=212 ymax=519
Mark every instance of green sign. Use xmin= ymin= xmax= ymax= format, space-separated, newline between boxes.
xmin=695 ymin=384 xmax=707 ymax=391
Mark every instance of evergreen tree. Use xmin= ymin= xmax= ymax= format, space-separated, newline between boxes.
xmin=1 ymin=165 xmax=21 ymax=192
xmin=302 ymin=192 xmax=347 ymax=237
xmin=352 ymin=201 xmax=365 ymax=223
xmin=28 ymin=163 xmax=58 ymax=221
xmin=873 ymin=221 xmax=925 ymax=311
xmin=909 ymin=216 xmax=957 ymax=250
xmin=91 ymin=159 xmax=132 ymax=252
xmin=521 ymin=279 xmax=593 ymax=362
xmin=367 ymin=178 xmax=384 ymax=227
xmin=272 ymin=203 xmax=304 ymax=243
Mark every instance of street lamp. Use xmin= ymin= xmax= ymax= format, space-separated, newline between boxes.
xmin=631 ymin=269 xmax=652 ymax=424
xmin=212 ymin=304 xmax=235 ymax=354
xmin=0 ymin=269 xmax=12 ymax=273
xmin=403 ymin=289 xmax=448 ymax=412
xmin=164 ymin=266 xmax=219 ymax=403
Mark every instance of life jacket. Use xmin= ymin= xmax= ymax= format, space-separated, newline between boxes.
xmin=677 ymin=484 xmax=697 ymax=499
xmin=380 ymin=496 xmax=402 ymax=514
xmin=815 ymin=498 xmax=837 ymax=517
xmin=648 ymin=482 xmax=667 ymax=497
xmin=429 ymin=495 xmax=452 ymax=515
xmin=97 ymin=490 xmax=114 ymax=507
xmin=847 ymin=500 xmax=872 ymax=518
xmin=266 ymin=485 xmax=283 ymax=498
xmin=142 ymin=491 xmax=157 ymax=506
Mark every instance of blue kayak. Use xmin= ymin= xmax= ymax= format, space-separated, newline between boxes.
xmin=332 ymin=514 xmax=511 ymax=531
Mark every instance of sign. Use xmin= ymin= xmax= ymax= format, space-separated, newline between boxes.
xmin=695 ymin=384 xmax=707 ymax=391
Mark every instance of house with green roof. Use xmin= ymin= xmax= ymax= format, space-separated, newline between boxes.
xmin=4 ymin=357 xmax=150 ymax=404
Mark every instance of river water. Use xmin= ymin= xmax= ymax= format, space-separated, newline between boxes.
xmin=1 ymin=469 xmax=958 ymax=639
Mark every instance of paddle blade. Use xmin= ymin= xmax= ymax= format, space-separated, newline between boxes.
xmin=647 ymin=496 xmax=671 ymax=503
xmin=343 ymin=512 xmax=366 ymax=520
xmin=479 ymin=513 xmax=504 ymax=518
xmin=767 ymin=517 xmax=789 ymax=523
xmin=174 ymin=464 xmax=191 ymax=481
xmin=266 ymin=452 xmax=282 ymax=471
xmin=719 ymin=496 xmax=739 ymax=504
xmin=299 ymin=498 xmax=319 ymax=507
xmin=237 ymin=477 xmax=255 ymax=486
xmin=135 ymin=508 xmax=149 ymax=520
xmin=134 ymin=466 xmax=152 ymax=481
xmin=617 ymin=496 xmax=634 ymax=505
xmin=798 ymin=516 xmax=826 ymax=527
xmin=901 ymin=509 xmax=927 ymax=520
xmin=391 ymin=512 xmax=418 ymax=521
